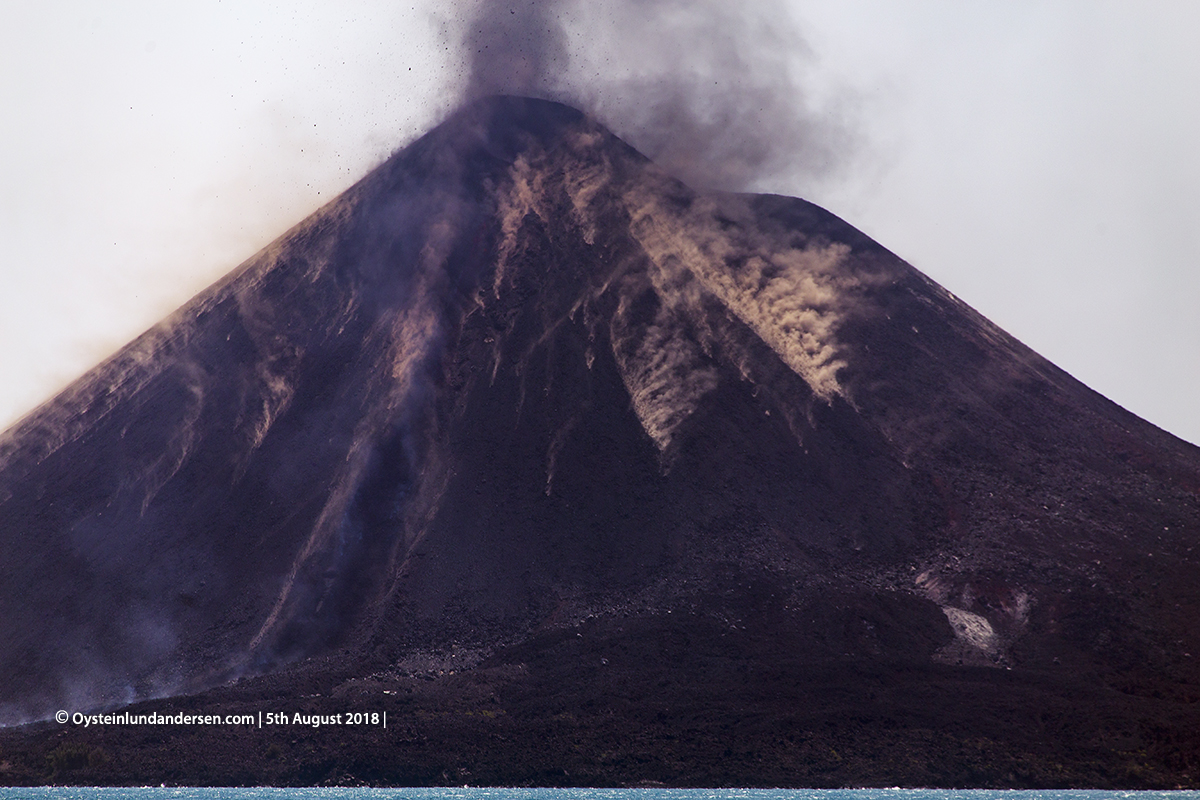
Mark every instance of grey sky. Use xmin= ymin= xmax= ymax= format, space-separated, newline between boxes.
xmin=2 ymin=1 xmax=1197 ymax=444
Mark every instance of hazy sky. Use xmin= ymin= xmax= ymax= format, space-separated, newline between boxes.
xmin=2 ymin=1 xmax=1197 ymax=444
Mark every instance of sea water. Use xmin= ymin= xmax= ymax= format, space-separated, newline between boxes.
xmin=1 ymin=789 xmax=1198 ymax=800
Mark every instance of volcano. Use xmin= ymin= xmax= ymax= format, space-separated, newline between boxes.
xmin=1 ymin=96 xmax=1198 ymax=787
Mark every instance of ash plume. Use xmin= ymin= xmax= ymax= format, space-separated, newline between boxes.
xmin=449 ymin=0 xmax=855 ymax=193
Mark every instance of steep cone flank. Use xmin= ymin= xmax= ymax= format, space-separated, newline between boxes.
xmin=1 ymin=98 xmax=1198 ymax=782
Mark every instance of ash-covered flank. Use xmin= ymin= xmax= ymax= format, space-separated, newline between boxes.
xmin=1 ymin=97 xmax=1198 ymax=787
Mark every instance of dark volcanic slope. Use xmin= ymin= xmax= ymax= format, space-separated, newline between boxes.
xmin=1 ymin=96 xmax=1198 ymax=783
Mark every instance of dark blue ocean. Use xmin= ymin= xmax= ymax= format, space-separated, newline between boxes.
xmin=1 ymin=789 xmax=1198 ymax=800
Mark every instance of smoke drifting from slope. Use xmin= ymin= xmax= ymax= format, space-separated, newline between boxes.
xmin=452 ymin=0 xmax=854 ymax=193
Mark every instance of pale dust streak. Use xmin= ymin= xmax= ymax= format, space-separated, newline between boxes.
xmin=620 ymin=181 xmax=851 ymax=403
xmin=492 ymin=130 xmax=859 ymax=449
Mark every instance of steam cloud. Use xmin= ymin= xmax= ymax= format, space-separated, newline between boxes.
xmin=450 ymin=0 xmax=854 ymax=193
